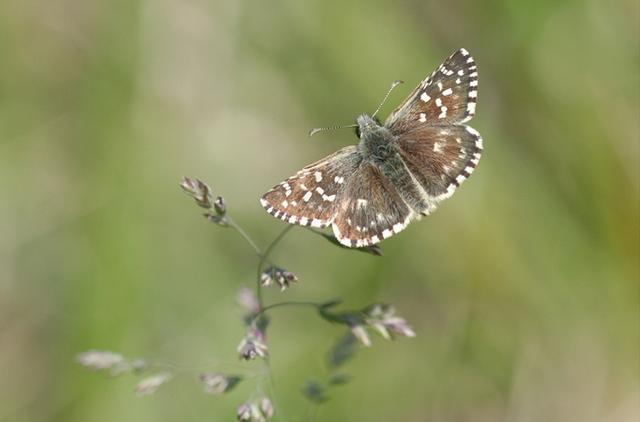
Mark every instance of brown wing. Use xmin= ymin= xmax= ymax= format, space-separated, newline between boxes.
xmin=331 ymin=162 xmax=414 ymax=247
xmin=386 ymin=48 xmax=478 ymax=133
xmin=395 ymin=125 xmax=483 ymax=207
xmin=260 ymin=146 xmax=361 ymax=227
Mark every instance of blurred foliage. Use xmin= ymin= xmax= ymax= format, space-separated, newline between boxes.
xmin=0 ymin=0 xmax=638 ymax=421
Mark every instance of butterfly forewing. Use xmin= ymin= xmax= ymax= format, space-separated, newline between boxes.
xmin=386 ymin=48 xmax=478 ymax=132
xmin=260 ymin=146 xmax=361 ymax=227
xmin=332 ymin=163 xmax=413 ymax=247
xmin=396 ymin=125 xmax=482 ymax=203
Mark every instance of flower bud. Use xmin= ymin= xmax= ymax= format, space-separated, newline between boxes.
xmin=260 ymin=397 xmax=274 ymax=419
xmin=260 ymin=267 xmax=298 ymax=291
xmin=237 ymin=327 xmax=268 ymax=360
xmin=204 ymin=213 xmax=228 ymax=227
xmin=180 ymin=177 xmax=213 ymax=208
xmin=350 ymin=325 xmax=371 ymax=347
xmin=364 ymin=303 xmax=416 ymax=340
xmin=76 ymin=350 xmax=124 ymax=371
xmin=135 ymin=372 xmax=172 ymax=396
xmin=199 ymin=373 xmax=242 ymax=395
xmin=213 ymin=196 xmax=227 ymax=215
xmin=237 ymin=403 xmax=252 ymax=421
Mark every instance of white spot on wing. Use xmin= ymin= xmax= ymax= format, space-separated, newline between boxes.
xmin=419 ymin=113 xmax=426 ymax=122
xmin=314 ymin=171 xmax=322 ymax=182
xmin=420 ymin=92 xmax=430 ymax=102
xmin=467 ymin=102 xmax=476 ymax=115
xmin=442 ymin=88 xmax=453 ymax=96
xmin=303 ymin=191 xmax=312 ymax=202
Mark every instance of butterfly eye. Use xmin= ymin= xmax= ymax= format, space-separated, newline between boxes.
xmin=355 ymin=126 xmax=361 ymax=138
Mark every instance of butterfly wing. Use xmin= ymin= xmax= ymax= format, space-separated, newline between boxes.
xmin=260 ymin=146 xmax=361 ymax=227
xmin=385 ymin=48 xmax=478 ymax=133
xmin=395 ymin=125 xmax=482 ymax=210
xmin=331 ymin=162 xmax=413 ymax=247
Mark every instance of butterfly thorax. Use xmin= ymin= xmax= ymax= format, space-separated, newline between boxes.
xmin=356 ymin=114 xmax=396 ymax=162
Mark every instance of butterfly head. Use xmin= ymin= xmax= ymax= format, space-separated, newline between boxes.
xmin=355 ymin=114 xmax=382 ymax=139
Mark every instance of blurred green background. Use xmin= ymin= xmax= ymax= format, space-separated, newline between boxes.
xmin=1 ymin=0 xmax=638 ymax=421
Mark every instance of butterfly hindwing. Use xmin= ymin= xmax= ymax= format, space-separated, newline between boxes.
xmin=260 ymin=146 xmax=361 ymax=228
xmin=395 ymin=125 xmax=483 ymax=204
xmin=332 ymin=162 xmax=413 ymax=247
xmin=385 ymin=48 xmax=478 ymax=133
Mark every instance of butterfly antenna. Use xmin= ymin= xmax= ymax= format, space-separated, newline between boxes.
xmin=371 ymin=80 xmax=404 ymax=118
xmin=308 ymin=124 xmax=357 ymax=137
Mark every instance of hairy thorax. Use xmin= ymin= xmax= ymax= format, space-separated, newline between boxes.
xmin=356 ymin=114 xmax=397 ymax=162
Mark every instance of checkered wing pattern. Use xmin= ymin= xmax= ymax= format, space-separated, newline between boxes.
xmin=332 ymin=163 xmax=413 ymax=248
xmin=385 ymin=48 xmax=478 ymax=132
xmin=260 ymin=146 xmax=360 ymax=228
xmin=396 ymin=125 xmax=483 ymax=207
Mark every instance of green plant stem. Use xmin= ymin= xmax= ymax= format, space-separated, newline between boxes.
xmin=251 ymin=301 xmax=321 ymax=324
xmin=226 ymin=216 xmax=263 ymax=258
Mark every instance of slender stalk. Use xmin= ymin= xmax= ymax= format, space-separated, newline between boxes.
xmin=252 ymin=301 xmax=320 ymax=323
xmin=226 ymin=216 xmax=263 ymax=257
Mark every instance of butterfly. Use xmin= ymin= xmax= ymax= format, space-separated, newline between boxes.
xmin=260 ymin=48 xmax=482 ymax=248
